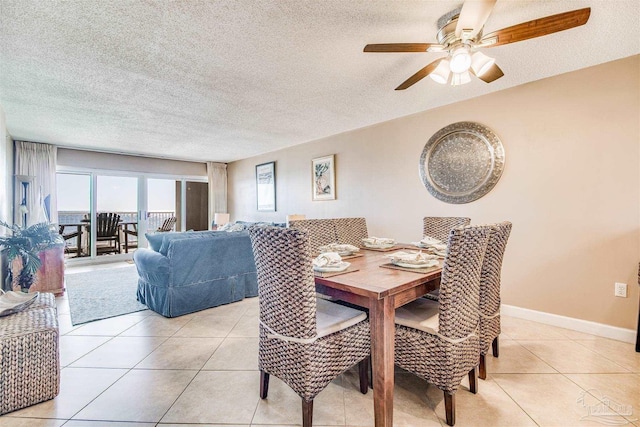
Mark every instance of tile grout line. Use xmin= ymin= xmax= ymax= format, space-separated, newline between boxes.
xmin=489 ymin=373 xmax=541 ymax=427
xmin=560 ymin=372 xmax=640 ymax=424
xmin=571 ymin=339 xmax=638 ymax=373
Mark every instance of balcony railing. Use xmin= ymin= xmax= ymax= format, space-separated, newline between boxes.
xmin=58 ymin=211 xmax=176 ymax=257
xmin=58 ymin=211 xmax=176 ymax=232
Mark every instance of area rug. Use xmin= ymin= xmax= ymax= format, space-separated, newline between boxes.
xmin=65 ymin=265 xmax=147 ymax=325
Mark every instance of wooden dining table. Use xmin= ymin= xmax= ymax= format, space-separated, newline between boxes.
xmin=314 ymin=248 xmax=442 ymax=427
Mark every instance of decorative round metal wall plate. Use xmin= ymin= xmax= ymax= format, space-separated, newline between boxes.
xmin=419 ymin=121 xmax=505 ymax=204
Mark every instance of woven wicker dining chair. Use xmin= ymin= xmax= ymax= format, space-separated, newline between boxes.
xmin=288 ymin=219 xmax=338 ymax=254
xmin=334 ymin=217 xmax=368 ymax=247
xmin=423 ymin=216 xmax=471 ymax=242
xmin=422 ymin=216 xmax=472 ymax=301
xmin=478 ymin=221 xmax=512 ymax=380
xmin=248 ymin=226 xmax=371 ymax=427
xmin=395 ymin=224 xmax=490 ymax=426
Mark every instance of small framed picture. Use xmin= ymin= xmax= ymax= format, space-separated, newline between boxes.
xmin=256 ymin=161 xmax=276 ymax=211
xmin=312 ymin=155 xmax=335 ymax=201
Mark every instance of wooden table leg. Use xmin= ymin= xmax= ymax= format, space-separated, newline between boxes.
xmin=76 ymin=225 xmax=82 ymax=257
xmin=124 ymin=224 xmax=129 ymax=253
xmin=370 ymin=296 xmax=395 ymax=427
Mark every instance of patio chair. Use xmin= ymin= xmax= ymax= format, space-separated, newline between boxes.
xmin=394 ymin=224 xmax=490 ymax=426
xmin=157 ymin=216 xmax=176 ymax=232
xmin=123 ymin=223 xmax=138 ymax=253
xmin=248 ymin=226 xmax=370 ymax=427
xmin=96 ymin=212 xmax=121 ymax=254
xmin=58 ymin=224 xmax=81 ymax=256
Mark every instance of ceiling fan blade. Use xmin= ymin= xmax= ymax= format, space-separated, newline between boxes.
xmin=364 ymin=43 xmax=433 ymax=53
xmin=395 ymin=59 xmax=443 ymax=90
xmin=480 ymin=7 xmax=591 ymax=47
xmin=455 ymin=0 xmax=497 ymax=39
xmin=471 ymin=63 xmax=504 ymax=83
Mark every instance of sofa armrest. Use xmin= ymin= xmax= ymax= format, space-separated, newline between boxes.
xmin=133 ymin=248 xmax=170 ymax=288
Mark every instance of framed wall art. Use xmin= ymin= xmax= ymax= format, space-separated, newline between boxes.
xmin=312 ymin=154 xmax=335 ymax=201
xmin=256 ymin=161 xmax=276 ymax=211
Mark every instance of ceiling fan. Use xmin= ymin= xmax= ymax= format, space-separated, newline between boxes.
xmin=363 ymin=0 xmax=591 ymax=90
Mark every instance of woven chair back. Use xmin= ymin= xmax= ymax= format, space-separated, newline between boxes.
xmin=248 ymin=226 xmax=317 ymax=340
xmin=479 ymin=222 xmax=512 ymax=318
xmin=438 ymin=224 xmax=490 ymax=340
xmin=423 ymin=216 xmax=471 ymax=242
xmin=334 ymin=217 xmax=368 ymax=247
xmin=288 ymin=219 xmax=338 ymax=254
xmin=96 ymin=213 xmax=120 ymax=238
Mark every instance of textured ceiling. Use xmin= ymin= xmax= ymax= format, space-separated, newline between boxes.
xmin=0 ymin=0 xmax=638 ymax=163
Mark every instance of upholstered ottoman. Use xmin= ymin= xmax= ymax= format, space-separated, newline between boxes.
xmin=0 ymin=292 xmax=60 ymax=415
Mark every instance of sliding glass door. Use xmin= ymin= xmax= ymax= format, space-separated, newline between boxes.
xmin=95 ymin=175 xmax=138 ymax=257
xmin=57 ymin=171 xmax=207 ymax=261
xmin=57 ymin=173 xmax=92 ymax=258
xmin=148 ymin=178 xmax=178 ymax=233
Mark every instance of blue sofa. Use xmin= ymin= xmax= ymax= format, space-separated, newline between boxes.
xmin=133 ymin=230 xmax=258 ymax=317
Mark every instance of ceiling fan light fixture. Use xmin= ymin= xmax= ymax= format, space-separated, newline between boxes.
xmin=471 ymin=51 xmax=495 ymax=76
xmin=451 ymin=71 xmax=471 ymax=86
xmin=449 ymin=46 xmax=472 ymax=73
xmin=429 ymin=59 xmax=451 ymax=84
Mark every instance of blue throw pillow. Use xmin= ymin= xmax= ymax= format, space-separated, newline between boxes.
xmin=145 ymin=233 xmax=164 ymax=252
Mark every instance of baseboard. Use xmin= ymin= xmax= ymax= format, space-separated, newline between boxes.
xmin=501 ymin=304 xmax=637 ymax=344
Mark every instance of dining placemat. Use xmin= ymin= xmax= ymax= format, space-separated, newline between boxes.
xmin=379 ymin=263 xmax=440 ymax=274
xmin=360 ymin=245 xmax=403 ymax=252
xmin=341 ymin=252 xmax=364 ymax=260
xmin=314 ymin=268 xmax=359 ymax=278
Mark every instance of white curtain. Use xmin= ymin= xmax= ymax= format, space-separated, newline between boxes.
xmin=14 ymin=141 xmax=57 ymax=226
xmin=207 ymin=162 xmax=227 ymax=226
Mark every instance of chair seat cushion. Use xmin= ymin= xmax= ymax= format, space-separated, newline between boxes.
xmin=395 ymin=298 xmax=439 ymax=335
xmin=316 ymin=298 xmax=367 ymax=339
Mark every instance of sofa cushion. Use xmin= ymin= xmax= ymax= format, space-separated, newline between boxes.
xmin=158 ymin=231 xmax=217 ymax=256
xmin=145 ymin=233 xmax=165 ymax=252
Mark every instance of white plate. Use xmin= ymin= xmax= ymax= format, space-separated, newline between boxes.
xmin=392 ymin=260 xmax=439 ymax=269
xmin=412 ymin=242 xmax=447 ymax=251
xmin=318 ymin=244 xmax=359 ymax=256
xmin=313 ymin=261 xmax=351 ymax=273
xmin=363 ymin=242 xmax=395 ymax=249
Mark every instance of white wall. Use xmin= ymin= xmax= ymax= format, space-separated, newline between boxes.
xmin=0 ymin=103 xmax=14 ymax=289
xmin=0 ymin=103 xmax=13 ymax=224
xmin=228 ymin=56 xmax=640 ymax=329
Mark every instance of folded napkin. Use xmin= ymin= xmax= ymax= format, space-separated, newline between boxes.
xmin=411 ymin=236 xmax=447 ymax=252
xmin=420 ymin=236 xmax=442 ymax=245
xmin=384 ymin=250 xmax=437 ymax=264
xmin=362 ymin=237 xmax=395 ymax=245
xmin=313 ymin=252 xmax=343 ymax=268
xmin=318 ymin=243 xmax=359 ymax=254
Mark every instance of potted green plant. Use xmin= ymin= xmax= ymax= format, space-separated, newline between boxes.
xmin=0 ymin=220 xmax=62 ymax=292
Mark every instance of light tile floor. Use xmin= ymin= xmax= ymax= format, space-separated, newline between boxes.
xmin=1 ymin=264 xmax=639 ymax=426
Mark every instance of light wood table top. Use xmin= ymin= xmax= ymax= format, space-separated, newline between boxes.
xmin=315 ymin=248 xmax=443 ymax=427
